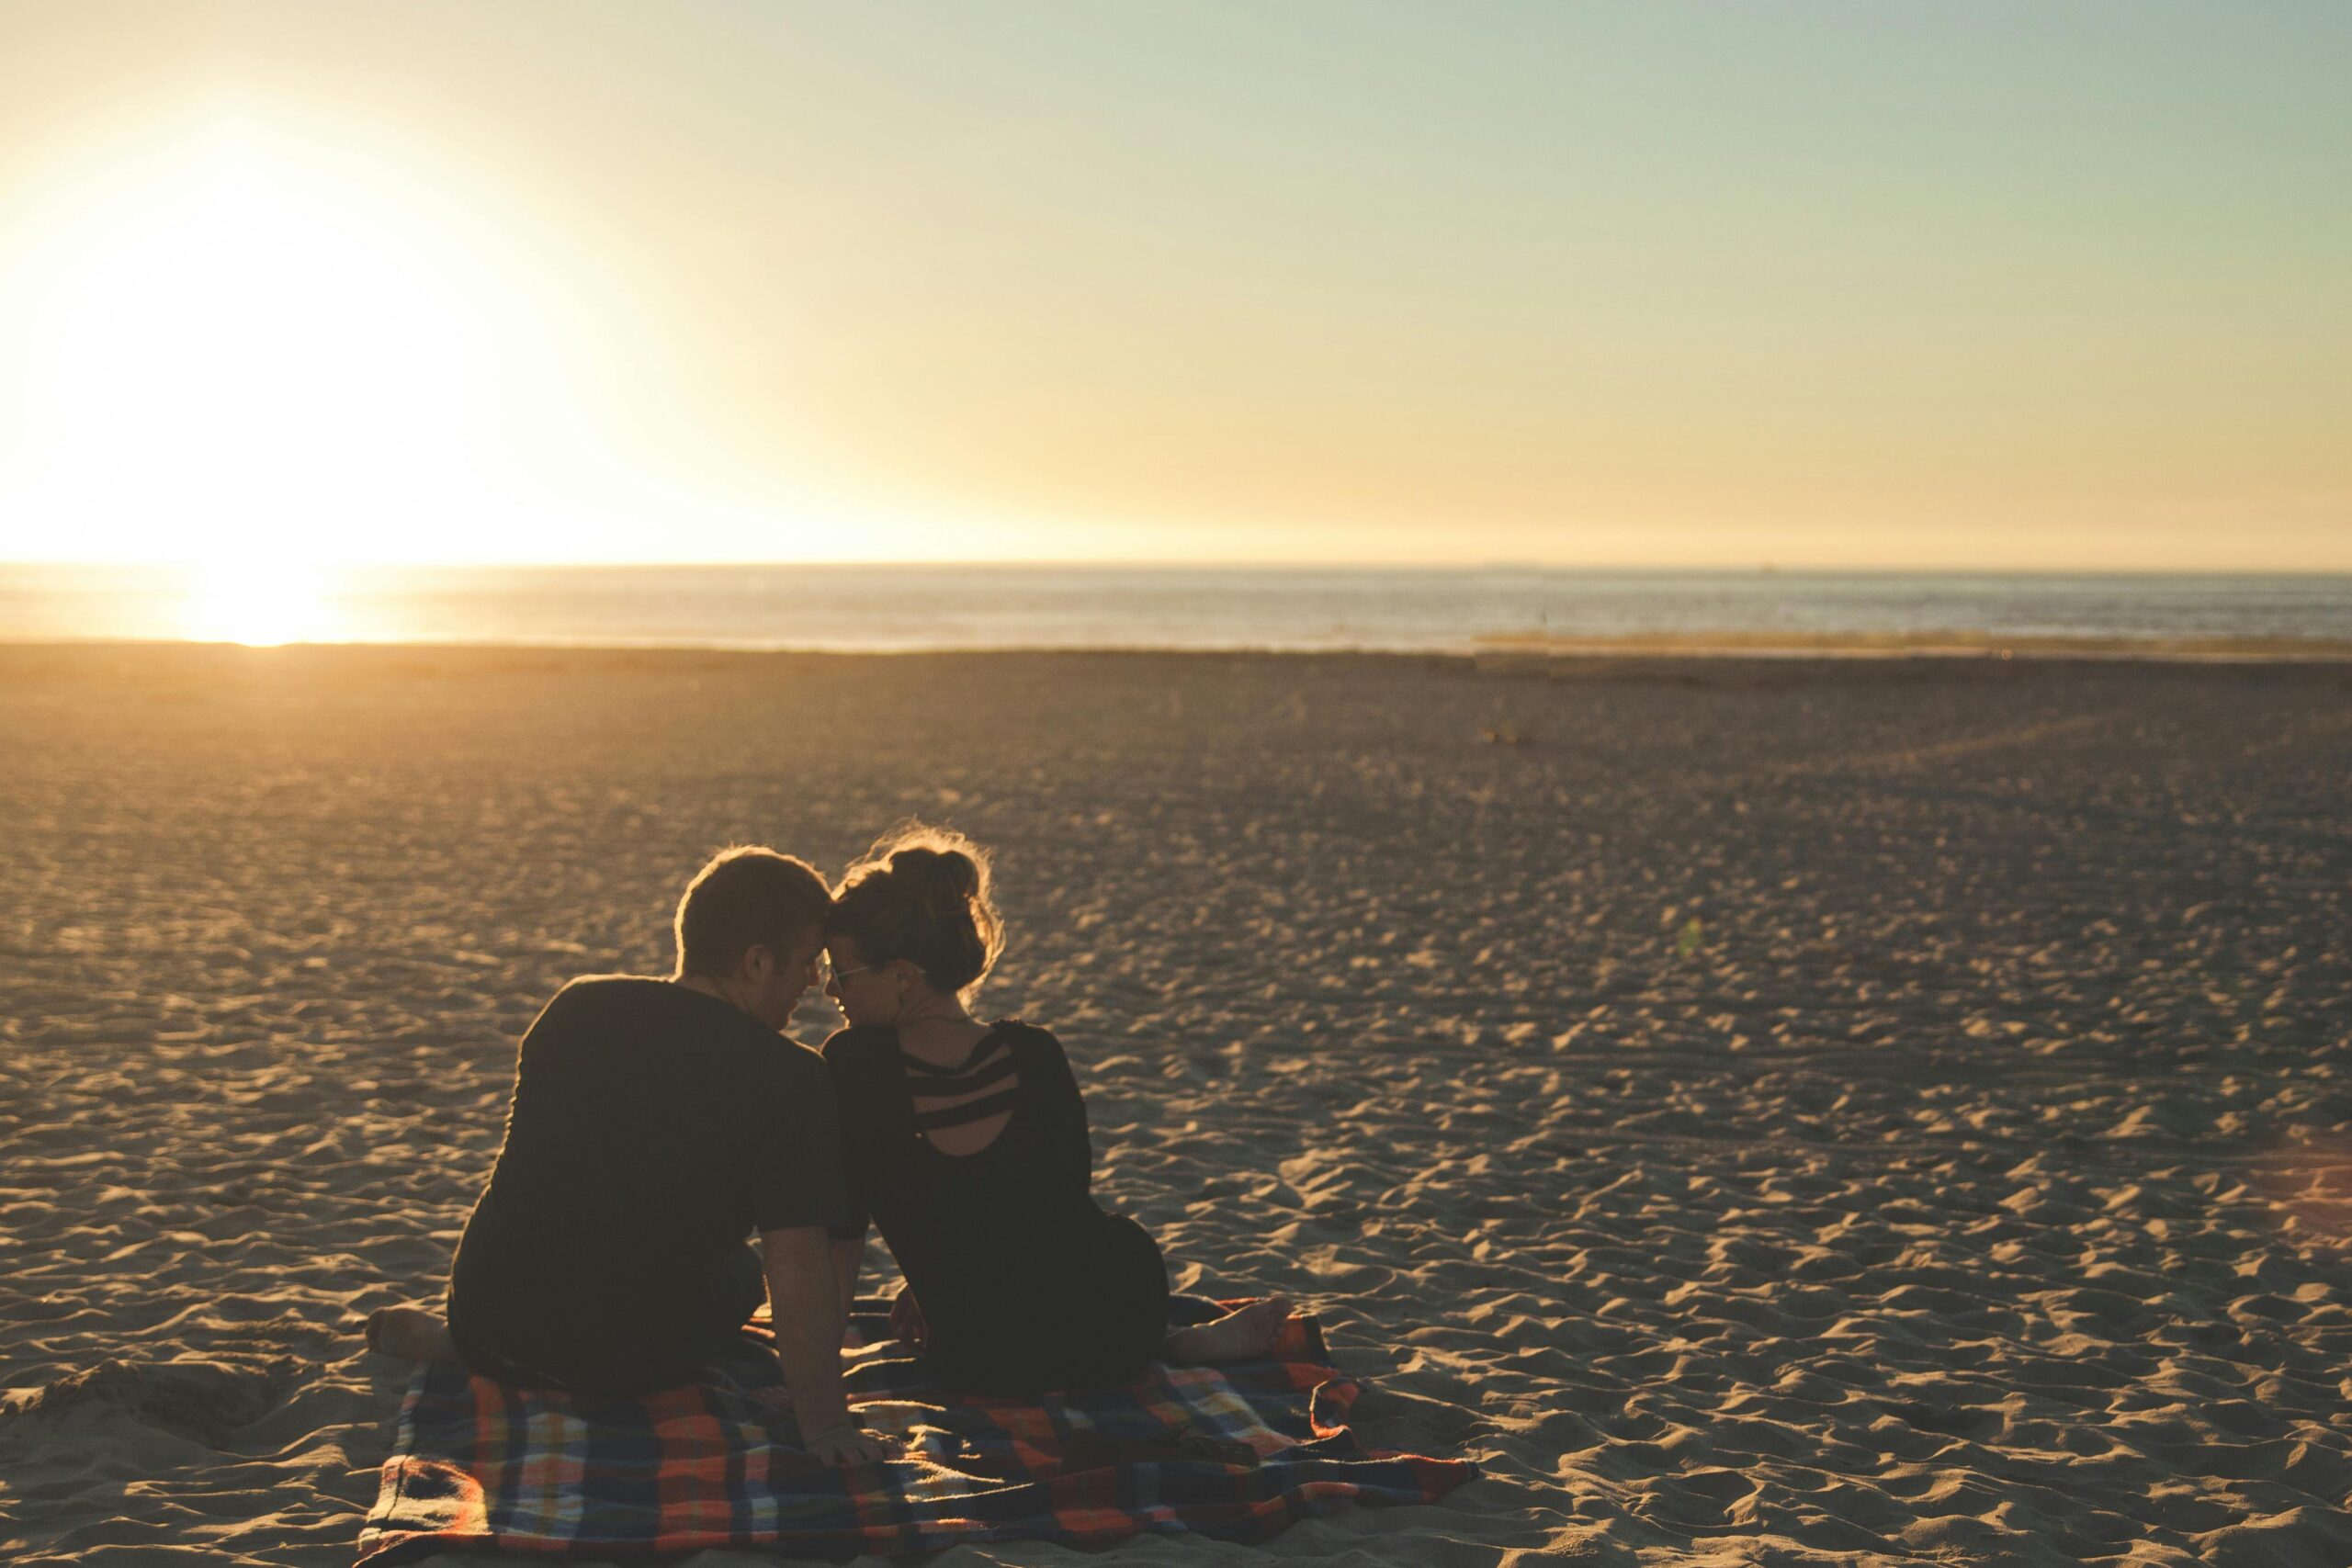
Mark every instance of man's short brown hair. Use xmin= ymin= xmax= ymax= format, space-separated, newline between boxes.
xmin=673 ymin=847 xmax=831 ymax=979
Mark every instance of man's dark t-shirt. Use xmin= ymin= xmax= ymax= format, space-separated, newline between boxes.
xmin=446 ymin=976 xmax=849 ymax=1396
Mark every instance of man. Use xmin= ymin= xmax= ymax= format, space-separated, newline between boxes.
xmin=368 ymin=846 xmax=882 ymax=1465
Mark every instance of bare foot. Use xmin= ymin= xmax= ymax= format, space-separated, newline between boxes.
xmin=366 ymin=1304 xmax=459 ymax=1363
xmin=1162 ymin=1296 xmax=1294 ymax=1364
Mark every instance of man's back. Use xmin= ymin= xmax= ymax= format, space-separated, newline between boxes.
xmin=446 ymin=976 xmax=847 ymax=1394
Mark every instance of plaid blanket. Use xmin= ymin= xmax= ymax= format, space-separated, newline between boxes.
xmin=356 ymin=1297 xmax=1476 ymax=1563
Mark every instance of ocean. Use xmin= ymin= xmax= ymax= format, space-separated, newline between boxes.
xmin=3 ymin=564 xmax=2349 ymax=653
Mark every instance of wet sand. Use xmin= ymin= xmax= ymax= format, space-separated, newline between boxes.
xmin=3 ymin=642 xmax=2350 ymax=1567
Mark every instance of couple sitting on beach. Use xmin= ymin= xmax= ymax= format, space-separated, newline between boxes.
xmin=368 ymin=829 xmax=1289 ymax=1465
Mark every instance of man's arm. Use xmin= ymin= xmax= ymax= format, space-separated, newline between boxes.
xmin=830 ymin=1235 xmax=864 ymax=1325
xmin=762 ymin=1225 xmax=886 ymax=1464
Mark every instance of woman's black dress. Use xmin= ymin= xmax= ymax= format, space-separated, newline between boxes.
xmin=821 ymin=1021 xmax=1169 ymax=1396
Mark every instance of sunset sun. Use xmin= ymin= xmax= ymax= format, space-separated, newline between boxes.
xmin=0 ymin=110 xmax=645 ymax=572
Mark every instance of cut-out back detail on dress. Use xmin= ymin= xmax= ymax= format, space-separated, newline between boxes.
xmin=902 ymin=1036 xmax=1021 ymax=1139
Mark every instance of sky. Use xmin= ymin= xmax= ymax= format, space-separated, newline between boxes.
xmin=0 ymin=2 xmax=2346 ymax=570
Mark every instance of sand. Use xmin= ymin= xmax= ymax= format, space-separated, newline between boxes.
xmin=3 ymin=642 xmax=2350 ymax=1567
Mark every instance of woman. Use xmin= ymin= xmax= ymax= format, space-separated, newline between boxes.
xmin=820 ymin=826 xmax=1287 ymax=1396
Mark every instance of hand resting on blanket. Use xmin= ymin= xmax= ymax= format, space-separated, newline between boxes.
xmin=802 ymin=1421 xmax=889 ymax=1465
xmin=889 ymin=1286 xmax=927 ymax=1348
xmin=767 ymin=1225 xmax=888 ymax=1463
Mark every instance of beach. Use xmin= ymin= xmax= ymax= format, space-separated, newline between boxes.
xmin=4 ymin=641 xmax=2350 ymax=1566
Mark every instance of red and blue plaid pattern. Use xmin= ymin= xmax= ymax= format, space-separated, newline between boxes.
xmin=357 ymin=1298 xmax=1477 ymax=1562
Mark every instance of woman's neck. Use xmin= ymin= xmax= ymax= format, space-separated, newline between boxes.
xmin=894 ymin=990 xmax=988 ymax=1060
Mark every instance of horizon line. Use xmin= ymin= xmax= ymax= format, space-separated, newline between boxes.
xmin=7 ymin=559 xmax=2352 ymax=578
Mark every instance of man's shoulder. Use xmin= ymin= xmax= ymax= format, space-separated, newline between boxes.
xmin=522 ymin=974 xmax=646 ymax=1033
xmin=765 ymin=1033 xmax=830 ymax=1081
xmin=818 ymin=1024 xmax=905 ymax=1077
xmin=548 ymin=973 xmax=668 ymax=1005
xmin=534 ymin=975 xmax=774 ymax=1051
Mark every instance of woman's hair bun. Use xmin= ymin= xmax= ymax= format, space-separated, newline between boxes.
xmin=888 ymin=844 xmax=982 ymax=905
xmin=829 ymin=824 xmax=1004 ymax=999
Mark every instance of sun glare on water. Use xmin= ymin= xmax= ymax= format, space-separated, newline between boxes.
xmin=178 ymin=558 xmax=339 ymax=646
